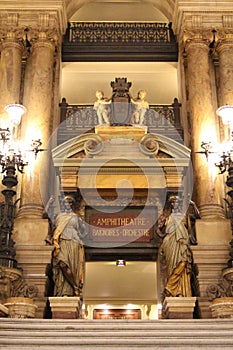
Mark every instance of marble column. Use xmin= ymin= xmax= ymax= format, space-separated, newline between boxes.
xmin=18 ymin=33 xmax=56 ymax=218
xmin=0 ymin=31 xmax=23 ymax=113
xmin=215 ymin=30 xmax=233 ymax=141
xmin=216 ymin=30 xmax=233 ymax=107
xmin=184 ymin=32 xmax=224 ymax=218
xmin=13 ymin=32 xmax=58 ymax=317
xmin=0 ymin=31 xmax=24 ymax=201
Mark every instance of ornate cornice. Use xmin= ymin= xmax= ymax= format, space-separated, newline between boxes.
xmin=173 ymin=6 xmax=233 ymax=44
xmin=0 ymin=2 xmax=67 ymax=36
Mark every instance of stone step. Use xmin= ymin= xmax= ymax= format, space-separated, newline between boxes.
xmin=0 ymin=319 xmax=233 ymax=349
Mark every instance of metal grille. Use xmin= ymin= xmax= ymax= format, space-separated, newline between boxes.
xmin=58 ymin=99 xmax=183 ymax=144
xmin=69 ymin=22 xmax=171 ymax=44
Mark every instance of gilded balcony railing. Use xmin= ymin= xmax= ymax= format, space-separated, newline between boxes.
xmin=68 ymin=22 xmax=172 ymax=44
xmin=62 ymin=22 xmax=178 ymax=61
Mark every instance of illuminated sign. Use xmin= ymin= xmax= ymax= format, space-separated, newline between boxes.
xmin=87 ymin=207 xmax=156 ymax=243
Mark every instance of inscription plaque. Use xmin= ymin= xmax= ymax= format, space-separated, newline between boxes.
xmin=86 ymin=207 xmax=157 ymax=243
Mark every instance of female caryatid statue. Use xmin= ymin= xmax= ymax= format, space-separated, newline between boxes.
xmin=52 ymin=196 xmax=87 ymax=297
xmin=157 ymin=197 xmax=193 ymax=298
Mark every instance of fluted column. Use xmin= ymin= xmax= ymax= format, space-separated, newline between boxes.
xmin=18 ymin=31 xmax=57 ymax=218
xmin=184 ymin=30 xmax=224 ymax=218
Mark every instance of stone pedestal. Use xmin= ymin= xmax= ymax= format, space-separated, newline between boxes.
xmin=13 ymin=217 xmax=54 ymax=318
xmin=191 ymin=218 xmax=232 ymax=318
xmin=162 ymin=297 xmax=196 ymax=319
xmin=49 ymin=297 xmax=82 ymax=319
xmin=209 ymin=297 xmax=233 ymax=319
xmin=4 ymin=297 xmax=37 ymax=318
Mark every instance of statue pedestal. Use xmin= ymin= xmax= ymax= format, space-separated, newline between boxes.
xmin=163 ymin=297 xmax=196 ymax=319
xmin=209 ymin=297 xmax=233 ymax=318
xmin=49 ymin=297 xmax=82 ymax=319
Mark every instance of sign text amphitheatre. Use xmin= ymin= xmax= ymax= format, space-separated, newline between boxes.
xmin=87 ymin=207 xmax=156 ymax=243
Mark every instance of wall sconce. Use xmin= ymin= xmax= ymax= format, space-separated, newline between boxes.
xmin=215 ymin=105 xmax=233 ymax=181
xmin=116 ymin=259 xmax=126 ymax=267
xmin=30 ymin=139 xmax=47 ymax=159
xmin=4 ymin=103 xmax=26 ymax=126
xmin=216 ymin=105 xmax=233 ymax=127
xmin=217 ymin=104 xmax=233 ymax=141
xmin=0 ymin=104 xmax=27 ymax=268
xmin=0 ymin=127 xmax=10 ymax=144
xmin=195 ymin=141 xmax=213 ymax=160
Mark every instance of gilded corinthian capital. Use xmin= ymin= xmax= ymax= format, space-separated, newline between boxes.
xmin=26 ymin=28 xmax=59 ymax=48
xmin=215 ymin=28 xmax=233 ymax=47
xmin=0 ymin=27 xmax=25 ymax=43
xmin=182 ymin=28 xmax=214 ymax=49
